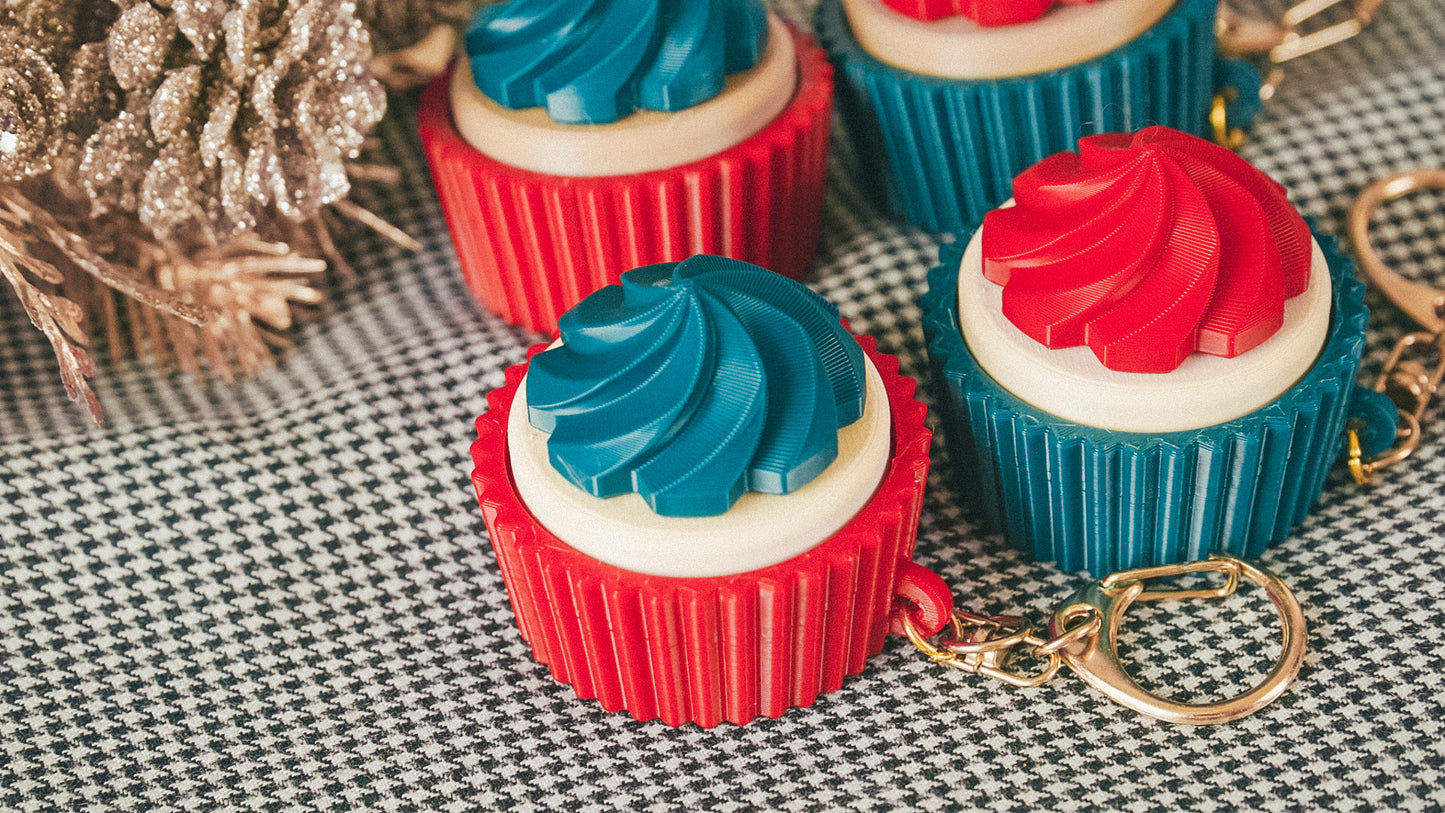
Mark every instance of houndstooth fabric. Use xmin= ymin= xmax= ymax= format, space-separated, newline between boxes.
xmin=3 ymin=1 xmax=1445 ymax=810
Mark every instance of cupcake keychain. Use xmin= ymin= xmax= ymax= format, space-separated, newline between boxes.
xmin=418 ymin=0 xmax=834 ymax=334
xmin=472 ymin=254 xmax=934 ymax=727
xmin=895 ymin=163 xmax=1445 ymax=729
xmin=815 ymin=0 xmax=1384 ymax=233
xmin=470 ymin=252 xmax=1310 ymax=727
xmin=921 ymin=126 xmax=1386 ymax=575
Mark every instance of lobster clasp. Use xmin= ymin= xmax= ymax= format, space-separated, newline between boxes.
xmin=1049 ymin=556 xmax=1308 ymax=725
xmin=1349 ymin=170 xmax=1445 ymax=335
xmin=1345 ymin=169 xmax=1445 ymax=483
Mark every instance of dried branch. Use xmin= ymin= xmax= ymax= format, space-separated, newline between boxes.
xmin=0 ymin=221 xmax=101 ymax=422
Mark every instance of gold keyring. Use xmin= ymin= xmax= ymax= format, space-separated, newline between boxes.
xmin=1049 ymin=556 xmax=1308 ymax=725
xmin=1348 ymin=170 xmax=1445 ymax=334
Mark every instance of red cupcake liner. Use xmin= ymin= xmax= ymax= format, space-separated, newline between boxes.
xmin=419 ymin=24 xmax=834 ymax=335
xmin=470 ymin=334 xmax=931 ymax=727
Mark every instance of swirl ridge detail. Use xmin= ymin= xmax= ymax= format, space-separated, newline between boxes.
xmin=465 ymin=0 xmax=769 ymax=124
xmin=525 ymin=255 xmax=866 ymax=517
xmin=981 ymin=126 xmax=1312 ymax=374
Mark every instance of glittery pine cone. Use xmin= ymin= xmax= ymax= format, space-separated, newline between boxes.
xmin=72 ymin=0 xmax=387 ymax=245
xmin=0 ymin=0 xmax=408 ymax=422
xmin=0 ymin=27 xmax=66 ymax=184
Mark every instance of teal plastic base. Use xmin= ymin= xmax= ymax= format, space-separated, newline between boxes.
xmin=815 ymin=0 xmax=1218 ymax=234
xmin=920 ymin=227 xmax=1370 ymax=576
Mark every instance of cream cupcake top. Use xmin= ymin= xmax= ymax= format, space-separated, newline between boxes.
xmin=452 ymin=0 xmax=798 ymax=176
xmin=508 ymin=255 xmax=892 ymax=577
xmin=956 ymin=127 xmax=1333 ymax=432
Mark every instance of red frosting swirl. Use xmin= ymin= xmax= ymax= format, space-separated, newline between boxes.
xmin=882 ymin=0 xmax=1095 ymax=26
xmin=980 ymin=126 xmax=1313 ymax=374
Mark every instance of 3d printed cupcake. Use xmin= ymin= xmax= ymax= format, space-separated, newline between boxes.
xmin=471 ymin=255 xmax=932 ymax=726
xmin=419 ymin=0 xmax=834 ymax=334
xmin=816 ymin=0 xmax=1247 ymax=234
xmin=921 ymin=127 xmax=1371 ymax=576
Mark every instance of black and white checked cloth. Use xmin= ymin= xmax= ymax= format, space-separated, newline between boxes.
xmin=3 ymin=1 xmax=1444 ymax=809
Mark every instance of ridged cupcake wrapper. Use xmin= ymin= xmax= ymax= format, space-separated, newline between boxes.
xmin=920 ymin=227 xmax=1370 ymax=577
xmin=815 ymin=0 xmax=1217 ymax=234
xmin=471 ymin=334 xmax=931 ymax=727
xmin=418 ymin=24 xmax=834 ymax=335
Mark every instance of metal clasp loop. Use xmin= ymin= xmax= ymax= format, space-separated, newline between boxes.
xmin=1350 ymin=170 xmax=1445 ymax=333
xmin=895 ymin=556 xmax=1306 ymax=724
xmin=1049 ymin=556 xmax=1308 ymax=725
xmin=898 ymin=611 xmax=1068 ymax=688
xmin=1218 ymin=0 xmax=1384 ymax=62
xmin=1345 ymin=169 xmax=1445 ymax=483
xmin=1217 ymin=0 xmax=1384 ymax=104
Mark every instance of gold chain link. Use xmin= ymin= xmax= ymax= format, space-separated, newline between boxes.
xmin=897 ymin=607 xmax=1101 ymax=689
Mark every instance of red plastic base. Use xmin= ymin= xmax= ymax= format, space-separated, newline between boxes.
xmin=470 ymin=334 xmax=931 ymax=727
xmin=419 ymin=24 xmax=834 ymax=335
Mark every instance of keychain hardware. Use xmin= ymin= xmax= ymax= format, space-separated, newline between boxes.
xmin=1210 ymin=89 xmax=1247 ymax=150
xmin=1345 ymin=169 xmax=1445 ymax=484
xmin=1218 ymin=0 xmax=1384 ymax=65
xmin=1218 ymin=0 xmax=1383 ymax=96
xmin=898 ymin=607 xmax=1101 ymax=688
xmin=1212 ymin=0 xmax=1383 ymax=145
xmin=896 ymin=556 xmax=1307 ymax=725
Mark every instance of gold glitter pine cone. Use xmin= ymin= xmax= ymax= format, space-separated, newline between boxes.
xmin=0 ymin=26 xmax=66 ymax=184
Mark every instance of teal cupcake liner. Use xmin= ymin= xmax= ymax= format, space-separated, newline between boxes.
xmin=815 ymin=0 xmax=1218 ymax=234
xmin=920 ymin=227 xmax=1370 ymax=576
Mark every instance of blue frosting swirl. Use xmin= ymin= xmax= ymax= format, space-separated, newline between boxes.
xmin=465 ymin=0 xmax=770 ymax=125
xmin=525 ymin=255 xmax=867 ymax=517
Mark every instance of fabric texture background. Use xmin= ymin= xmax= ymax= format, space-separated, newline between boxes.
xmin=2 ymin=1 xmax=1443 ymax=809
